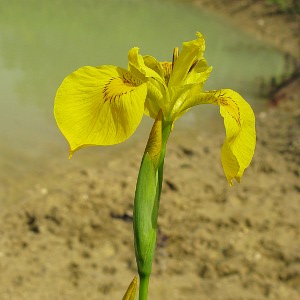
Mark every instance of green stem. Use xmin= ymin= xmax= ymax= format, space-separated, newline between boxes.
xmin=157 ymin=119 xmax=172 ymax=200
xmin=134 ymin=116 xmax=173 ymax=300
xmin=138 ymin=274 xmax=150 ymax=300
xmin=138 ymin=119 xmax=172 ymax=300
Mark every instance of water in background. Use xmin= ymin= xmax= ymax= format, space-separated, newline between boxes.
xmin=0 ymin=0 xmax=290 ymax=202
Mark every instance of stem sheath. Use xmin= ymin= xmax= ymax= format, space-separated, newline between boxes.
xmin=134 ymin=113 xmax=172 ymax=300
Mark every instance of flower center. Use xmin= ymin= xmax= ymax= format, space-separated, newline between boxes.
xmin=160 ymin=47 xmax=180 ymax=86
xmin=160 ymin=62 xmax=172 ymax=85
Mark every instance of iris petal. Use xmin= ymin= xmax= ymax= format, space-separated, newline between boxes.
xmin=176 ymin=89 xmax=256 ymax=184
xmin=128 ymin=47 xmax=166 ymax=86
xmin=54 ymin=65 xmax=147 ymax=156
xmin=143 ymin=55 xmax=164 ymax=78
xmin=168 ymin=32 xmax=206 ymax=87
xmin=144 ymin=81 xmax=163 ymax=119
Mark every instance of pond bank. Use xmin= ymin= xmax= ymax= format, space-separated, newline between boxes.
xmin=191 ymin=0 xmax=300 ymax=61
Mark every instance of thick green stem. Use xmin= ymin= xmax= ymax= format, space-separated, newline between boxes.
xmin=138 ymin=274 xmax=150 ymax=300
xmin=134 ymin=115 xmax=173 ymax=300
xmin=157 ymin=119 xmax=172 ymax=200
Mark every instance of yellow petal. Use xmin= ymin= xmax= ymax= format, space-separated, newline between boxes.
xmin=218 ymin=90 xmax=256 ymax=184
xmin=128 ymin=47 xmax=166 ymax=86
xmin=144 ymin=81 xmax=164 ymax=119
xmin=54 ymin=65 xmax=147 ymax=156
xmin=221 ymin=140 xmax=240 ymax=185
xmin=128 ymin=48 xmax=168 ymax=118
xmin=168 ymin=32 xmax=206 ymax=87
xmin=169 ymin=83 xmax=197 ymax=120
xmin=186 ymin=58 xmax=212 ymax=86
xmin=176 ymin=89 xmax=256 ymax=184
xmin=143 ymin=55 xmax=164 ymax=78
xmin=138 ymin=54 xmax=170 ymax=118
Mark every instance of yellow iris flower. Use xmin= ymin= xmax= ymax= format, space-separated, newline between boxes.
xmin=54 ymin=32 xmax=256 ymax=185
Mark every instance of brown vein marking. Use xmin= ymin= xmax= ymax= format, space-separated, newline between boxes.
xmin=208 ymin=91 xmax=219 ymax=104
xmin=223 ymin=97 xmax=240 ymax=126
xmin=102 ymin=74 xmax=140 ymax=103
xmin=188 ymin=59 xmax=199 ymax=74
xmin=172 ymin=47 xmax=179 ymax=69
xmin=122 ymin=72 xmax=141 ymax=86
xmin=214 ymin=91 xmax=241 ymax=126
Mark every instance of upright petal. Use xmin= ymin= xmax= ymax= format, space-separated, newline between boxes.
xmin=54 ymin=65 xmax=147 ymax=156
xmin=128 ymin=48 xmax=167 ymax=118
xmin=176 ymin=89 xmax=256 ymax=184
xmin=186 ymin=58 xmax=212 ymax=86
xmin=168 ymin=32 xmax=206 ymax=87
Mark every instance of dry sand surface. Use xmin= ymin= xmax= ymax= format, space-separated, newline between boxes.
xmin=0 ymin=1 xmax=299 ymax=300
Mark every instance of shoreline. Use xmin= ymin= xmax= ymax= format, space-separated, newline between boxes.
xmin=190 ymin=0 xmax=300 ymax=61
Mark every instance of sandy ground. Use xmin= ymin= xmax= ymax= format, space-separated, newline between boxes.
xmin=0 ymin=1 xmax=299 ymax=300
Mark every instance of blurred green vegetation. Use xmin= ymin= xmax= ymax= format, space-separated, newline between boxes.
xmin=267 ymin=0 xmax=300 ymax=13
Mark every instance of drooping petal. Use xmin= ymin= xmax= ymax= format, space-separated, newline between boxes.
xmin=176 ymin=89 xmax=256 ymax=185
xmin=218 ymin=90 xmax=256 ymax=184
xmin=54 ymin=65 xmax=147 ymax=156
xmin=168 ymin=32 xmax=206 ymax=87
xmin=221 ymin=139 xmax=240 ymax=184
